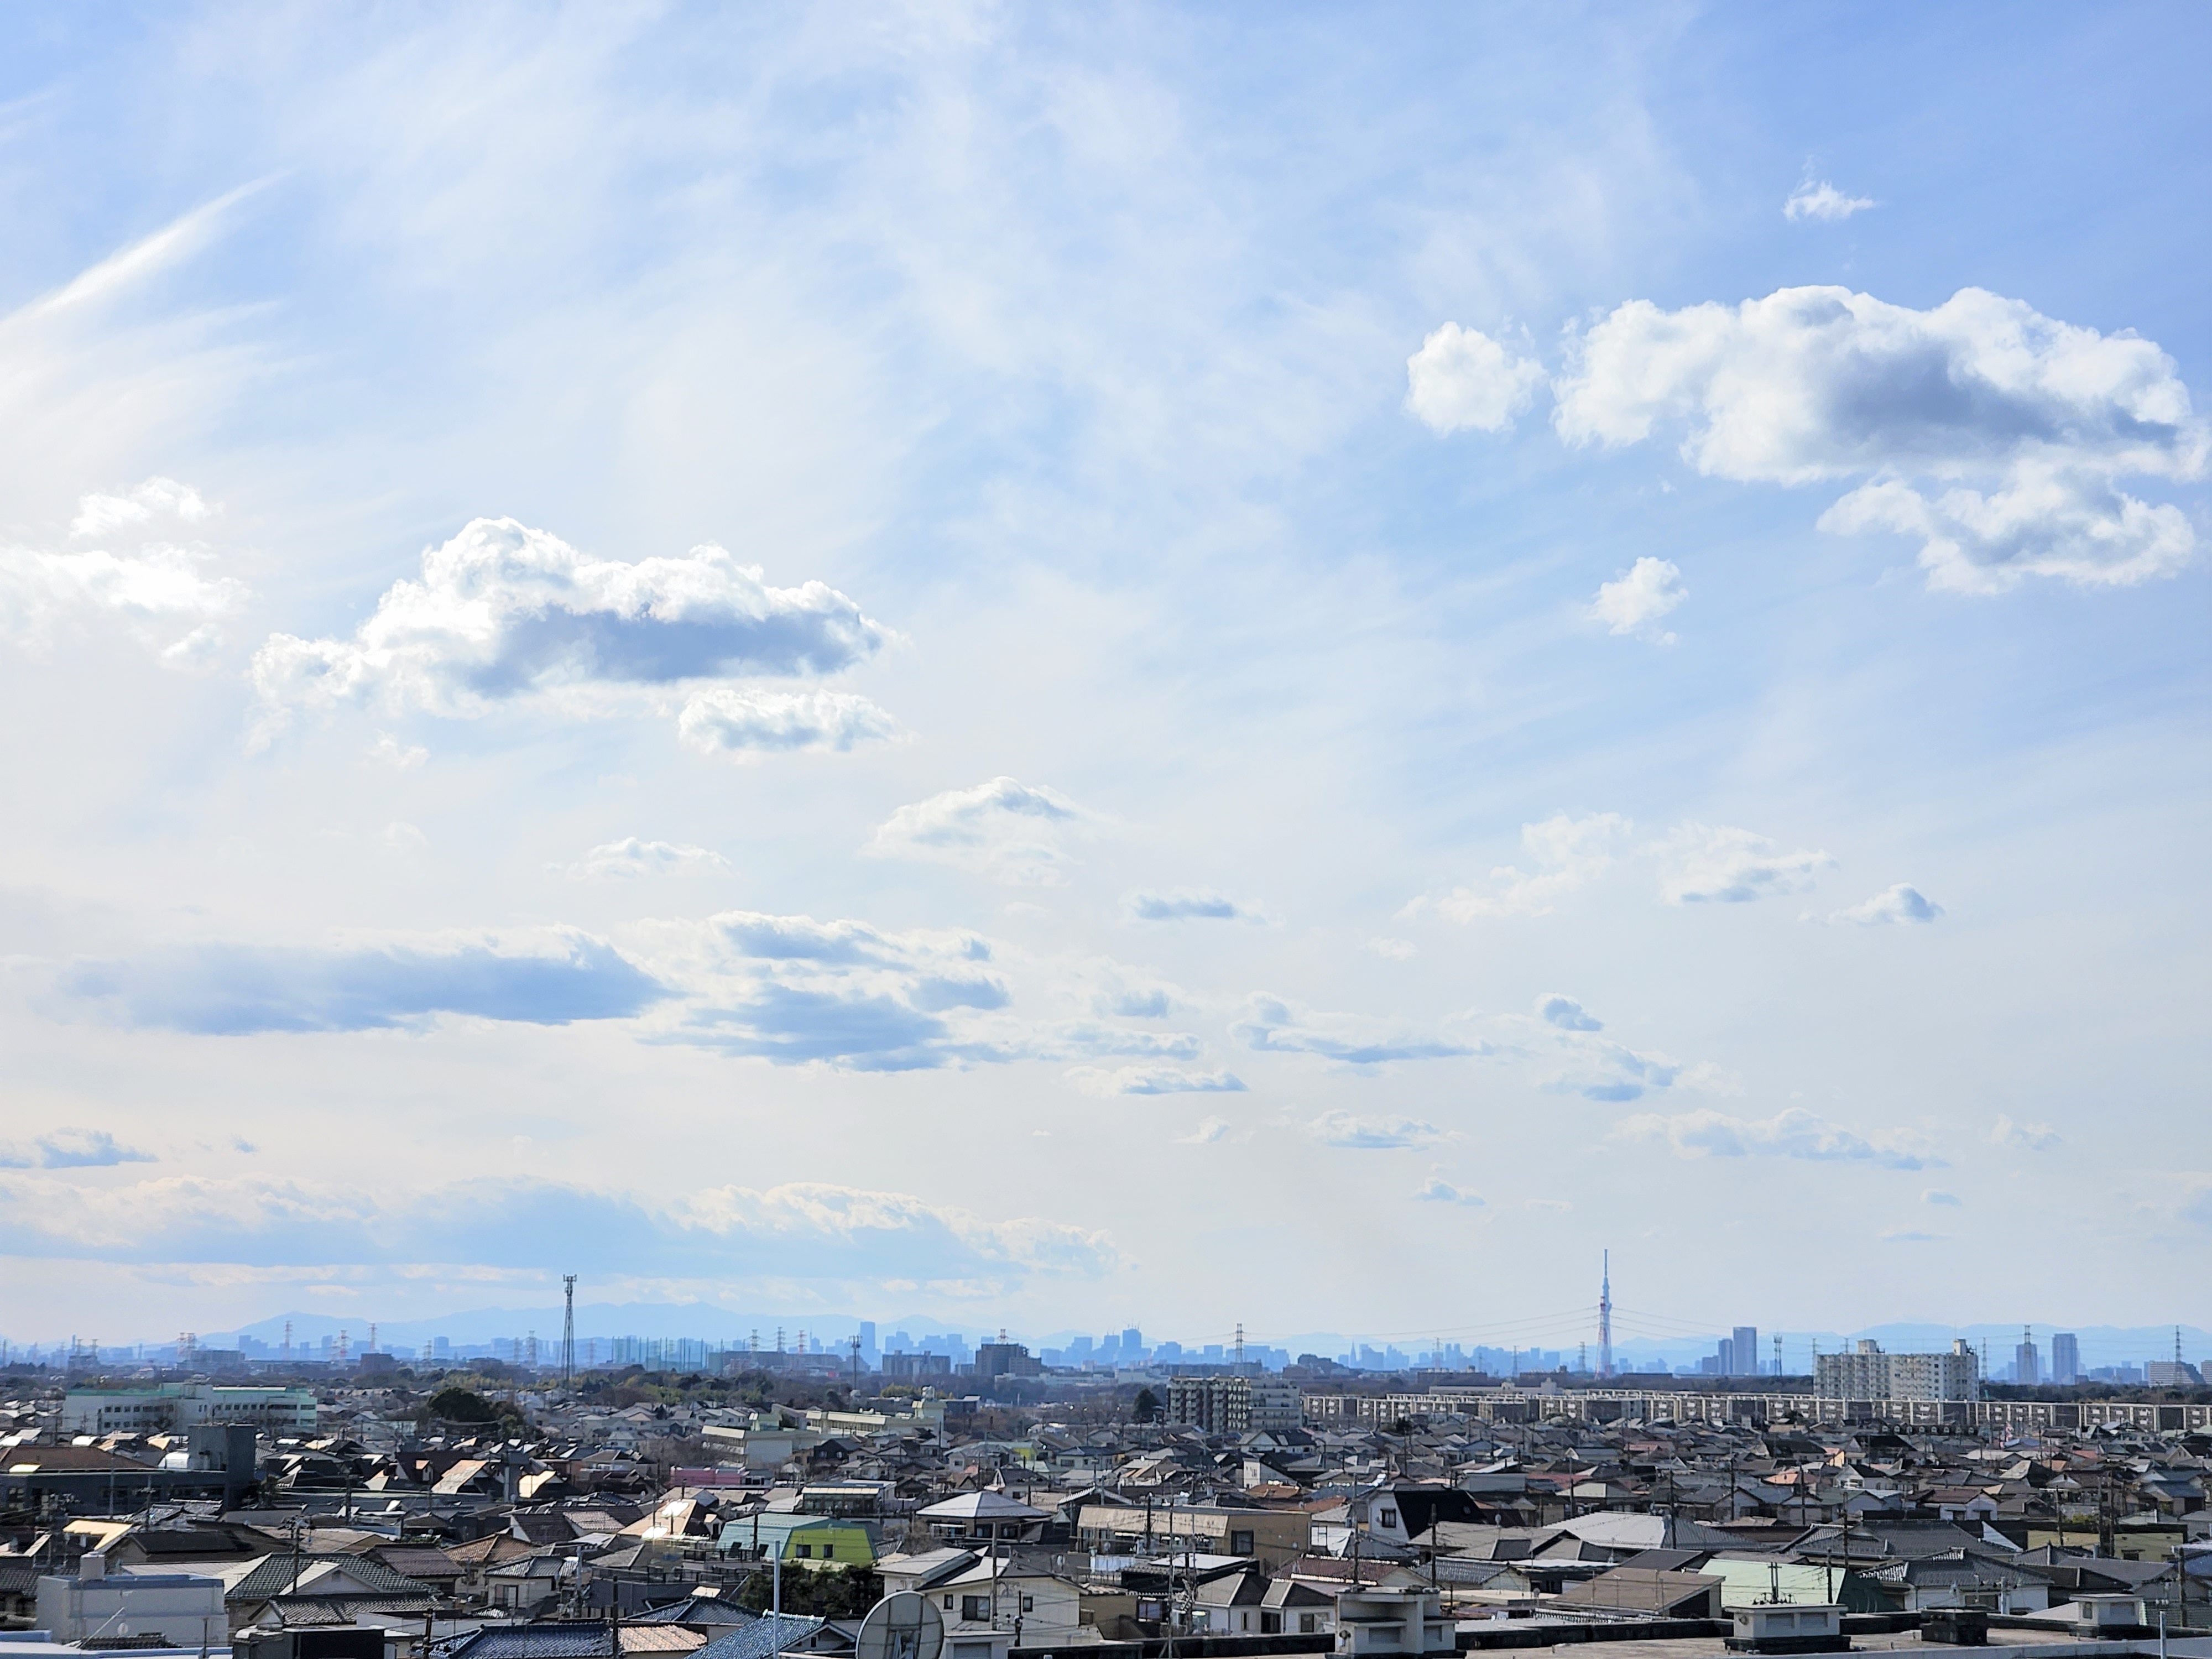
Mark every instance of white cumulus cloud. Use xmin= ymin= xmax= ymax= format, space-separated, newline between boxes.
xmin=1308 ymin=1110 xmax=1450 ymax=1150
xmin=252 ymin=517 xmax=890 ymax=741
xmin=1415 ymin=1174 xmax=1485 ymax=1207
xmin=1990 ymin=1114 xmax=2062 ymax=1152
xmin=1783 ymin=179 xmax=1876 ymax=222
xmin=70 ymin=477 xmax=211 ymax=538
xmin=1233 ymin=994 xmax=1482 ymax=1066
xmin=1818 ymin=461 xmax=2193 ymax=593
xmin=1065 ymin=1065 xmax=1246 ymax=1097
xmin=1406 ymin=322 xmax=1546 ymax=434
xmin=0 ymin=1129 xmax=157 ymax=1170
xmin=867 ymin=777 xmax=1093 ymax=884
xmin=1831 ymin=883 xmax=1943 ymax=925
xmin=1552 ymin=285 xmax=2207 ymax=591
xmin=1535 ymin=994 xmax=1602 ymax=1032
xmin=1656 ymin=822 xmax=1833 ymax=904
xmin=366 ymin=733 xmax=427 ymax=769
xmin=1615 ymin=1106 xmax=1939 ymax=1170
xmin=1121 ymin=888 xmax=1254 ymax=922
xmin=677 ymin=687 xmax=895 ymax=756
xmin=1590 ymin=556 xmax=1686 ymax=640
xmin=1 ymin=480 xmax=245 ymax=662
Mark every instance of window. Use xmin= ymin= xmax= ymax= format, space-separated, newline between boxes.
xmin=1020 ymin=1597 xmax=1034 ymax=1613
xmin=1300 ymin=1615 xmax=1318 ymax=1635
xmin=943 ymin=1597 xmax=955 ymax=1610
xmin=794 ymin=1545 xmax=811 ymax=1558
xmin=1230 ymin=1531 xmax=1254 ymax=1556
xmin=962 ymin=1597 xmax=992 ymax=1623
xmin=1262 ymin=1613 xmax=1282 ymax=1635
xmin=1378 ymin=1509 xmax=1397 ymax=1530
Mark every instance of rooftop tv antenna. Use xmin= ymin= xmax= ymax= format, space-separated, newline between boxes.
xmin=562 ymin=1276 xmax=577 ymax=1386
xmin=855 ymin=1590 xmax=943 ymax=1659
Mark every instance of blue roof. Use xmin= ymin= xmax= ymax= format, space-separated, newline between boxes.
xmin=697 ymin=1614 xmax=826 ymax=1659
xmin=446 ymin=1625 xmax=617 ymax=1659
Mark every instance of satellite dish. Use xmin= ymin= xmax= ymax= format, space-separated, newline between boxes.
xmin=856 ymin=1592 xmax=944 ymax=1659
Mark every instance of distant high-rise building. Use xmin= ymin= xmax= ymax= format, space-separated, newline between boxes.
xmin=1122 ymin=1326 xmax=1142 ymax=1357
xmin=857 ymin=1321 xmax=878 ymax=1361
xmin=2051 ymin=1332 xmax=2079 ymax=1385
xmin=1732 ymin=1327 xmax=1759 ymax=1378
xmin=2015 ymin=1328 xmax=2040 ymax=1386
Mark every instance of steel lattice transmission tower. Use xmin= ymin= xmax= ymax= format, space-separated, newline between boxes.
xmin=561 ymin=1275 xmax=577 ymax=1386
xmin=1597 ymin=1250 xmax=1614 ymax=1380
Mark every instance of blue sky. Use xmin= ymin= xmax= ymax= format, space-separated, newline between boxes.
xmin=1 ymin=2 xmax=2206 ymax=1350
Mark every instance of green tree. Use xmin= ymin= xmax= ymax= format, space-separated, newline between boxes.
xmin=1132 ymin=1387 xmax=1160 ymax=1423
xmin=424 ymin=1386 xmax=498 ymax=1423
xmin=736 ymin=1564 xmax=881 ymax=1618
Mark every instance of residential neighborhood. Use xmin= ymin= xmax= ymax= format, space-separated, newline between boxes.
xmin=1 ymin=1350 xmax=2206 ymax=1659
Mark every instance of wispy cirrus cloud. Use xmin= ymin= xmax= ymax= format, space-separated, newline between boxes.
xmin=1411 ymin=812 xmax=1631 ymax=921
xmin=557 ymin=838 xmax=729 ymax=879
xmin=1615 ymin=1105 xmax=1939 ymax=1171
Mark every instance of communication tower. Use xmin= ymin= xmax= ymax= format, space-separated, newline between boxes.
xmin=562 ymin=1275 xmax=577 ymax=1385
xmin=1597 ymin=1250 xmax=1614 ymax=1379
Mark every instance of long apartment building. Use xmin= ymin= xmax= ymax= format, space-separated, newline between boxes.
xmin=1813 ymin=1339 xmax=1979 ymax=1401
xmin=62 ymin=1382 xmax=318 ymax=1436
